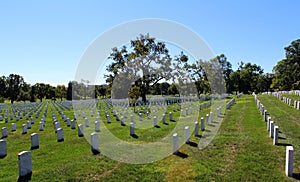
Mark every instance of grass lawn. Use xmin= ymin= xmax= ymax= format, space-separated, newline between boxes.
xmin=258 ymin=94 xmax=300 ymax=178
xmin=0 ymin=95 xmax=295 ymax=181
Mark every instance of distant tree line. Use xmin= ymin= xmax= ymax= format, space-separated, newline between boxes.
xmin=0 ymin=36 xmax=298 ymax=103
xmin=0 ymin=76 xmax=110 ymax=103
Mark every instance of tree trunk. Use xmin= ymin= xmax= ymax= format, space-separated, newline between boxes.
xmin=141 ymin=91 xmax=146 ymax=103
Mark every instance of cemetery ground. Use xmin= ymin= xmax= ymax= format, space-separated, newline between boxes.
xmin=0 ymin=95 xmax=298 ymax=181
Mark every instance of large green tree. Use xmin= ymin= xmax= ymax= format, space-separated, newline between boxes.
xmin=231 ymin=62 xmax=264 ymax=93
xmin=7 ymin=74 xmax=25 ymax=103
xmin=0 ymin=76 xmax=7 ymax=98
xmin=56 ymin=85 xmax=67 ymax=101
xmin=106 ymin=34 xmax=187 ymax=102
xmin=34 ymin=83 xmax=47 ymax=102
xmin=272 ymin=39 xmax=300 ymax=90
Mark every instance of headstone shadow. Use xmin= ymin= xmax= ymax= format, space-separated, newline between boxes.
xmin=293 ymin=173 xmax=300 ymax=180
xmin=174 ymin=151 xmax=188 ymax=158
xmin=195 ymin=134 xmax=202 ymax=138
xmin=130 ymin=134 xmax=139 ymax=139
xmin=18 ymin=172 xmax=32 ymax=182
xmin=276 ymin=143 xmax=292 ymax=147
xmin=187 ymin=141 xmax=198 ymax=147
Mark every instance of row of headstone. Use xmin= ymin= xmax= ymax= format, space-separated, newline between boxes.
xmin=226 ymin=99 xmax=235 ymax=109
xmin=282 ymin=97 xmax=292 ymax=106
xmin=254 ymin=93 xmax=294 ymax=177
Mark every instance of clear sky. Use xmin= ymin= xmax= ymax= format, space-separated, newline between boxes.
xmin=0 ymin=0 xmax=299 ymax=86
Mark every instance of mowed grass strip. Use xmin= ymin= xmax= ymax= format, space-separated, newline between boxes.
xmin=258 ymin=94 xmax=300 ymax=177
xmin=179 ymin=95 xmax=289 ymax=181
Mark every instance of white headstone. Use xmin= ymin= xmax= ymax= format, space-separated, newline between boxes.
xmin=185 ymin=108 xmax=188 ymax=116
xmin=67 ymin=118 xmax=71 ymax=127
xmin=201 ymin=117 xmax=205 ymax=131
xmin=273 ymin=126 xmax=279 ymax=145
xmin=39 ymin=122 xmax=44 ymax=131
xmin=285 ymin=146 xmax=294 ymax=177
xmin=22 ymin=124 xmax=27 ymax=134
xmin=18 ymin=151 xmax=32 ymax=177
xmin=85 ymin=118 xmax=89 ymax=127
xmin=181 ymin=109 xmax=184 ymax=117
xmin=0 ymin=140 xmax=7 ymax=158
xmin=27 ymin=121 xmax=31 ymax=129
xmin=264 ymin=110 xmax=267 ymax=122
xmin=54 ymin=122 xmax=60 ymax=132
xmin=209 ymin=112 xmax=213 ymax=122
xmin=173 ymin=133 xmax=179 ymax=154
xmin=57 ymin=128 xmax=64 ymax=142
xmin=91 ymin=132 xmax=99 ymax=154
xmin=153 ymin=116 xmax=158 ymax=127
xmin=194 ymin=122 xmax=199 ymax=136
xmin=130 ymin=122 xmax=135 ymax=136
xmin=206 ymin=114 xmax=209 ymax=124
xmin=130 ymin=114 xmax=134 ymax=123
xmin=267 ymin=117 xmax=271 ymax=131
xmin=184 ymin=126 xmax=190 ymax=143
xmin=78 ymin=124 xmax=84 ymax=137
xmin=71 ymin=120 xmax=76 ymax=129
xmin=95 ymin=121 xmax=100 ymax=132
xmin=12 ymin=123 xmax=16 ymax=132
xmin=2 ymin=127 xmax=8 ymax=138
xmin=31 ymin=133 xmax=39 ymax=149
xmin=169 ymin=112 xmax=173 ymax=121
xmin=270 ymin=121 xmax=274 ymax=138
xmin=162 ymin=114 xmax=166 ymax=124
xmin=107 ymin=115 xmax=111 ymax=123
xmin=121 ymin=117 xmax=125 ymax=126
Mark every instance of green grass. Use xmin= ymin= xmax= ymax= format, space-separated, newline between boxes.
xmin=0 ymin=95 xmax=295 ymax=181
xmin=258 ymin=94 xmax=300 ymax=177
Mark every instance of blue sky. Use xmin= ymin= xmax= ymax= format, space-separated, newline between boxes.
xmin=0 ymin=0 xmax=299 ymax=86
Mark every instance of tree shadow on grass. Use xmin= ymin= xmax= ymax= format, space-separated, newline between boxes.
xmin=174 ymin=151 xmax=188 ymax=158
